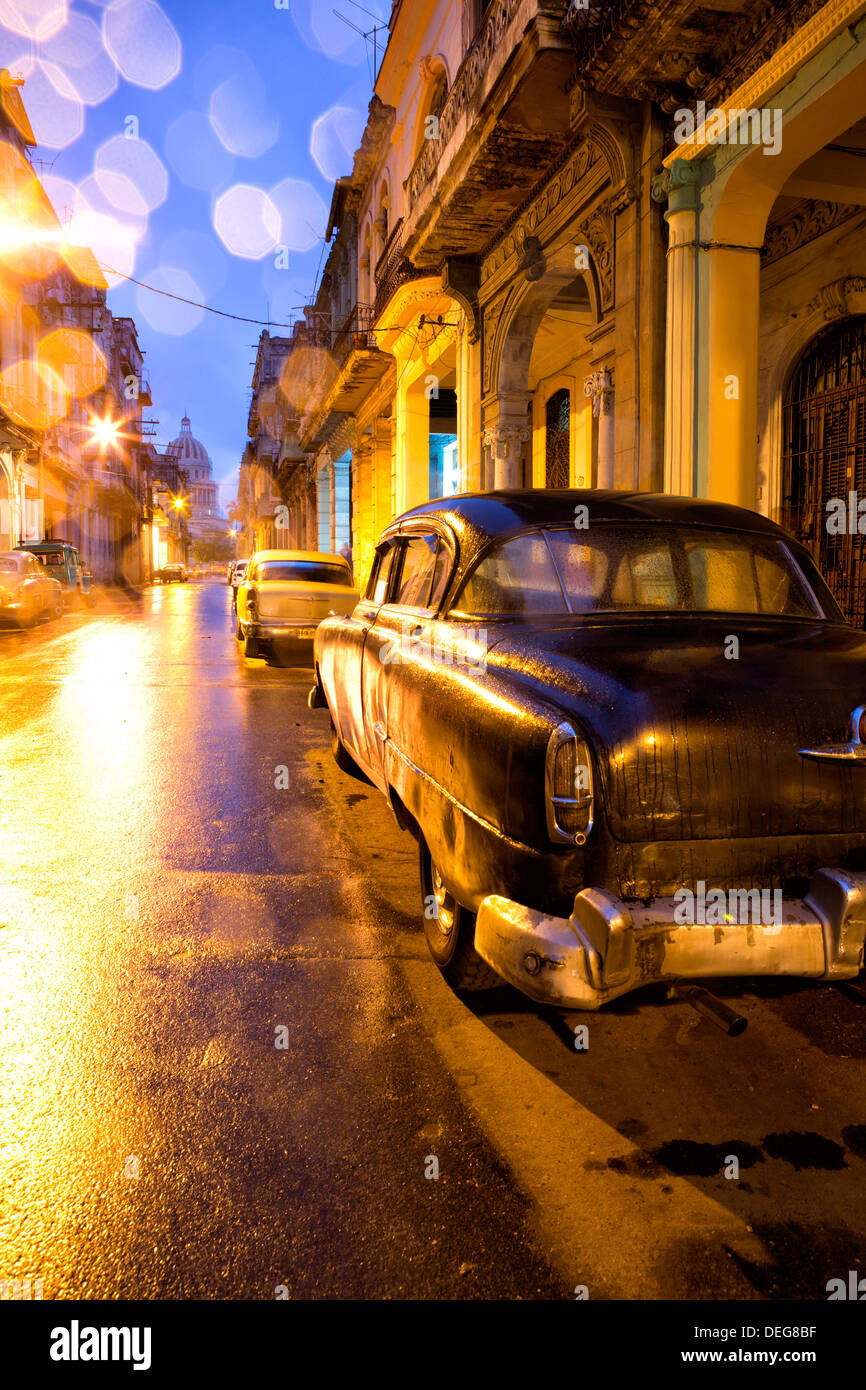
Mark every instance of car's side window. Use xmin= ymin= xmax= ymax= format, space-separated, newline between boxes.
xmin=371 ymin=544 xmax=397 ymax=605
xmin=428 ymin=542 xmax=453 ymax=611
xmin=364 ymin=553 xmax=381 ymax=601
xmin=456 ymin=533 xmax=567 ymax=615
xmin=393 ymin=534 xmax=439 ymax=608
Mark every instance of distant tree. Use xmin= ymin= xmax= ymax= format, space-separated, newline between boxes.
xmin=192 ymin=536 xmax=235 ymax=563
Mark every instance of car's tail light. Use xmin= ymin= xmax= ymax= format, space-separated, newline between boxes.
xmin=545 ymin=721 xmax=593 ymax=846
xmin=856 ymin=706 xmax=866 ymax=743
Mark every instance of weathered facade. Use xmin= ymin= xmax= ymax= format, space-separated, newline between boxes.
xmin=0 ymin=70 xmax=159 ymax=584
xmin=238 ymin=0 xmax=866 ymax=619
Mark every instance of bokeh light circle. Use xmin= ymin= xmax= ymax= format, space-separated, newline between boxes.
xmin=135 ymin=265 xmax=204 ymax=337
xmin=310 ymin=105 xmax=364 ymax=181
xmin=39 ymin=10 xmax=118 ymax=106
xmin=213 ymin=184 xmax=280 ymax=261
xmin=0 ymin=0 xmax=68 ymax=43
xmin=268 ymin=178 xmax=327 ymax=254
xmin=95 ymin=134 xmax=168 ymax=214
xmin=102 ymin=0 xmax=181 ymax=90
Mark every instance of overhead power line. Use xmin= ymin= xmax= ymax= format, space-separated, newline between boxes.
xmin=95 ymin=259 xmax=459 ymax=338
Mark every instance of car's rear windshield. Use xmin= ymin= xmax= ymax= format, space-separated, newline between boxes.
xmin=256 ymin=561 xmax=352 ymax=586
xmin=455 ymin=524 xmax=827 ymax=619
xmin=0 ymin=555 xmax=22 ymax=572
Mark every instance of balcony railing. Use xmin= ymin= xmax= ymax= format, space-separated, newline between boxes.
xmin=331 ymin=302 xmax=377 ymax=365
xmin=373 ymin=220 xmax=424 ymax=319
xmin=404 ymin=0 xmax=532 ymax=208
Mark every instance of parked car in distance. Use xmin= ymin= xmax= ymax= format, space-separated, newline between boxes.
xmin=230 ymin=558 xmax=248 ymax=608
xmin=310 ymin=489 xmax=866 ymax=1012
xmin=17 ymin=540 xmax=94 ymax=607
xmin=236 ymin=549 xmax=358 ymax=659
xmin=0 ymin=550 xmax=64 ymax=626
xmin=155 ymin=563 xmax=188 ymax=583
xmin=226 ymin=561 xmax=236 ymax=584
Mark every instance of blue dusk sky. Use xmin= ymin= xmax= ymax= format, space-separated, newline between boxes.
xmin=0 ymin=0 xmax=392 ymax=512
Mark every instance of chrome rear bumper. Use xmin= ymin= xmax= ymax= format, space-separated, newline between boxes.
xmin=474 ymin=869 xmax=866 ymax=1010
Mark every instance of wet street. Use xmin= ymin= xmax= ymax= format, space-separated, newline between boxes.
xmin=2 ymin=578 xmax=866 ymax=1301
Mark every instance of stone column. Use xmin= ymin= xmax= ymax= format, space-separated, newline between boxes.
xmin=706 ymin=244 xmax=761 ymax=509
xmin=583 ymin=369 xmax=615 ymax=488
xmin=651 ymin=160 xmax=704 ymax=497
xmin=352 ymin=435 xmax=374 ymax=581
xmin=482 ymin=389 xmax=531 ymax=489
xmin=482 ymin=424 xmax=530 ymax=489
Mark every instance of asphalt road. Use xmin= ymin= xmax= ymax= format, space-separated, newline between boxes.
xmin=1 ymin=579 xmax=865 ymax=1301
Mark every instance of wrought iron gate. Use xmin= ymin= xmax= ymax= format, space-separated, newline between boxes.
xmin=545 ymin=387 xmax=571 ymax=489
xmin=782 ymin=315 xmax=866 ymax=626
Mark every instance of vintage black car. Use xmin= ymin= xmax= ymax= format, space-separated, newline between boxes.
xmin=310 ymin=490 xmax=866 ymax=1012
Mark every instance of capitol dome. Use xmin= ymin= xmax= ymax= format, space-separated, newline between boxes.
xmin=166 ymin=414 xmax=228 ymax=539
xmin=168 ymin=415 xmax=210 ymax=467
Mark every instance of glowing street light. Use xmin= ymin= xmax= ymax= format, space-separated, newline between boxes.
xmin=87 ymin=411 xmax=128 ymax=454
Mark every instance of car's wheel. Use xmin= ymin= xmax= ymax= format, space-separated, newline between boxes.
xmin=18 ymin=596 xmax=37 ymax=628
xmin=236 ymin=619 xmax=243 ymax=640
xmin=419 ymin=837 xmax=500 ymax=991
xmin=243 ymin=630 xmax=259 ymax=658
xmin=330 ymin=718 xmax=361 ymax=776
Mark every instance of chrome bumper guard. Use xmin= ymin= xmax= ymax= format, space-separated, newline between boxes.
xmin=474 ymin=869 xmax=866 ymax=1010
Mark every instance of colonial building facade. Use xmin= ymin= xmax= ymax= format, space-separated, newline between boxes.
xmin=0 ymin=70 xmax=160 ymax=584
xmin=237 ymin=0 xmax=866 ymax=621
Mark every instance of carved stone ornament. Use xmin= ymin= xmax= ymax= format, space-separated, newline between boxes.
xmin=584 ymin=368 xmax=614 ymax=417
xmin=803 ymin=277 xmax=866 ymax=323
xmin=762 ymin=202 xmax=863 ymax=268
xmin=518 ymin=235 xmax=546 ymax=283
xmin=482 ymin=423 xmax=530 ymax=461
xmin=575 ymin=204 xmax=614 ymax=311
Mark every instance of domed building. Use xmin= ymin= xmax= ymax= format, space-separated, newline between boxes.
xmin=166 ymin=415 xmax=229 ymax=540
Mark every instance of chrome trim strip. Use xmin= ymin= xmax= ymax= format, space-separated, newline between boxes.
xmin=799 ymin=703 xmax=866 ymax=763
xmin=386 ymin=738 xmax=544 ymax=857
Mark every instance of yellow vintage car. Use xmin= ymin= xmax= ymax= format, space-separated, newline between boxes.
xmin=235 ymin=549 xmax=358 ymax=660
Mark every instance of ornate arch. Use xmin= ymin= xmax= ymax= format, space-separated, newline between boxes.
xmin=483 ymin=232 xmax=603 ymax=402
xmin=409 ymin=54 xmax=451 ymax=169
xmin=762 ymin=277 xmax=866 ymax=520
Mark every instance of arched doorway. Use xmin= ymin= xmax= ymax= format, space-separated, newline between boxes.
xmin=782 ymin=315 xmax=866 ymax=624
xmin=545 ymin=387 xmax=570 ymax=488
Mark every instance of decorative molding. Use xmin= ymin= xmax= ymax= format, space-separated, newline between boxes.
xmin=575 ymin=201 xmax=615 ymax=311
xmin=481 ymin=135 xmax=604 ymax=283
xmin=663 ymin=0 xmax=866 ymax=169
xmin=702 ymin=0 xmax=838 ymax=107
xmin=761 ymin=200 xmax=864 ymax=266
xmin=803 ymin=275 xmax=866 ymax=321
xmin=405 ymin=0 xmax=525 ymax=206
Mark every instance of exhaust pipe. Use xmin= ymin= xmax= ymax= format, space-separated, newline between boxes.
xmin=671 ymin=984 xmax=748 ymax=1036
